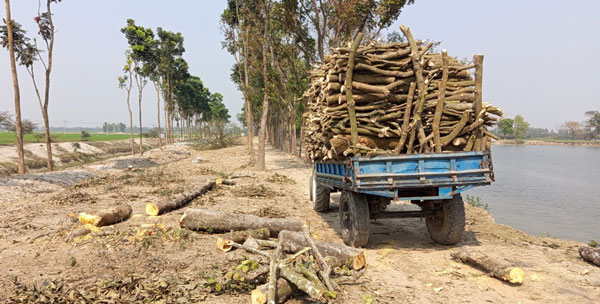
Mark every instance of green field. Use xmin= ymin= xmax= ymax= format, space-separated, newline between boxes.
xmin=0 ymin=132 xmax=139 ymax=145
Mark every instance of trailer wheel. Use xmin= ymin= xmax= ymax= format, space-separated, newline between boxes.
xmin=310 ymin=170 xmax=330 ymax=212
xmin=426 ymin=194 xmax=465 ymax=245
xmin=339 ymin=190 xmax=370 ymax=247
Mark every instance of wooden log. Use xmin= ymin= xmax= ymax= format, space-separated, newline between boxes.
xmin=279 ymin=230 xmax=366 ymax=270
xmin=180 ymin=209 xmax=303 ymax=237
xmin=579 ymin=246 xmax=600 ymax=267
xmin=330 ymin=73 xmax=396 ymax=84
xmin=216 ymin=228 xmax=271 ymax=252
xmin=145 ymin=180 xmax=216 ymax=216
xmin=268 ymin=242 xmax=283 ymax=304
xmin=303 ymin=222 xmax=337 ymax=292
xmin=355 ymin=62 xmax=414 ymax=78
xmin=78 ymin=204 xmax=132 ymax=227
xmin=345 ymin=32 xmax=364 ymax=155
xmin=433 ymin=50 xmax=449 ymax=152
xmin=251 ymin=278 xmax=294 ymax=304
xmin=451 ymin=248 xmax=524 ymax=284
xmin=279 ymin=264 xmax=326 ymax=301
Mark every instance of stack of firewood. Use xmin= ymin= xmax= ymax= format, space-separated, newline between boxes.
xmin=302 ymin=26 xmax=503 ymax=161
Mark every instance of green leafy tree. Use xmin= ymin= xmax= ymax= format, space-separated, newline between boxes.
xmin=513 ymin=115 xmax=529 ymax=139
xmin=585 ymin=111 xmax=600 ymax=139
xmin=498 ymin=118 xmax=514 ymax=138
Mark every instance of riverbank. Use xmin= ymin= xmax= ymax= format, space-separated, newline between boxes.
xmin=0 ymin=140 xmax=598 ymax=303
xmin=495 ymin=139 xmax=600 ymax=147
xmin=0 ymin=138 xmax=159 ymax=175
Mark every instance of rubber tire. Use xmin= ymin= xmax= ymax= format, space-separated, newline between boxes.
xmin=339 ymin=190 xmax=370 ymax=247
xmin=426 ymin=194 xmax=465 ymax=245
xmin=310 ymin=171 xmax=330 ymax=212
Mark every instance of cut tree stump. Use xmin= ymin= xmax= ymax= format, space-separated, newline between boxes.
xmin=78 ymin=204 xmax=132 ymax=227
xmin=180 ymin=209 xmax=303 ymax=237
xmin=579 ymin=246 xmax=600 ymax=267
xmin=251 ymin=278 xmax=295 ymax=304
xmin=451 ymin=247 xmax=524 ymax=284
xmin=145 ymin=180 xmax=216 ymax=216
xmin=279 ymin=230 xmax=366 ymax=270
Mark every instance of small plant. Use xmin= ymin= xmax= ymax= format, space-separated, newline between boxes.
xmin=588 ymin=240 xmax=599 ymax=248
xmin=80 ymin=130 xmax=91 ymax=141
xmin=465 ymin=195 xmax=489 ymax=210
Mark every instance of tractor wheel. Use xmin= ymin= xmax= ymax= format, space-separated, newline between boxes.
xmin=426 ymin=194 xmax=465 ymax=245
xmin=339 ymin=190 xmax=370 ymax=247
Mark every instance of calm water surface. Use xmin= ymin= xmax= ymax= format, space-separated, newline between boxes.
xmin=469 ymin=144 xmax=600 ymax=242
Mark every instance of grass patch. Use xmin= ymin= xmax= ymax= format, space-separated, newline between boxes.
xmin=588 ymin=240 xmax=598 ymax=248
xmin=0 ymin=132 xmax=140 ymax=145
xmin=465 ymin=195 xmax=489 ymax=210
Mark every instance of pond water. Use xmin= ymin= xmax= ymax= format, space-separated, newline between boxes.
xmin=468 ymin=144 xmax=600 ymax=243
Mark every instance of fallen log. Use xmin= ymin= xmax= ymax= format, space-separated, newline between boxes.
xmin=145 ymin=180 xmax=216 ymax=216
xmin=451 ymin=248 xmax=524 ymax=284
xmin=579 ymin=246 xmax=600 ymax=267
xmin=180 ymin=209 xmax=303 ymax=237
xmin=279 ymin=230 xmax=366 ymax=270
xmin=279 ymin=264 xmax=326 ymax=301
xmin=251 ymin=278 xmax=295 ymax=304
xmin=216 ymin=228 xmax=271 ymax=252
xmin=78 ymin=204 xmax=132 ymax=227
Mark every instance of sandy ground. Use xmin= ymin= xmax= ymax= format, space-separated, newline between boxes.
xmin=0 ymin=140 xmax=598 ymax=303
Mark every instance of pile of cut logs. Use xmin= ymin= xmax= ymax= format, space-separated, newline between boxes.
xmin=302 ymin=26 xmax=503 ymax=161
xmin=180 ymin=209 xmax=366 ymax=303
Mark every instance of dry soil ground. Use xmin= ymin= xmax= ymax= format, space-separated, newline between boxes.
xmin=0 ymin=140 xmax=598 ymax=303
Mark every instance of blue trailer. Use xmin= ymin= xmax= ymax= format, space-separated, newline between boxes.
xmin=310 ymin=151 xmax=494 ymax=247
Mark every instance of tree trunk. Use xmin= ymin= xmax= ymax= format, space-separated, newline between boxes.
xmin=42 ymin=110 xmax=53 ymax=170
xmin=256 ymin=1 xmax=271 ymax=171
xmin=154 ymin=81 xmax=162 ymax=147
xmin=278 ymin=230 xmax=366 ymax=270
xmin=145 ymin=180 xmax=216 ymax=216
xmin=78 ymin=204 xmax=132 ymax=227
xmin=180 ymin=209 xmax=303 ymax=237
xmin=138 ymin=83 xmax=144 ymax=155
xmin=4 ymin=0 xmax=25 ymax=174
xmin=242 ymin=25 xmax=255 ymax=160
xmin=451 ymin=247 xmax=524 ymax=284
xmin=42 ymin=0 xmax=55 ymax=171
xmin=126 ymin=82 xmax=135 ymax=155
xmin=579 ymin=246 xmax=600 ymax=267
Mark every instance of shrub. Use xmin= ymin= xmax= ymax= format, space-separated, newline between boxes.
xmin=81 ymin=131 xmax=91 ymax=141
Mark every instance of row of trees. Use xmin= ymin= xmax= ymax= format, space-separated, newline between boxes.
xmin=102 ymin=122 xmax=127 ymax=134
xmin=497 ymin=111 xmax=600 ymax=140
xmin=221 ymin=0 xmax=416 ymax=170
xmin=2 ymin=0 xmax=60 ymax=173
xmin=118 ymin=19 xmax=230 ymax=155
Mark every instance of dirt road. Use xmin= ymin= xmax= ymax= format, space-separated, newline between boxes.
xmin=0 ymin=141 xmax=598 ymax=303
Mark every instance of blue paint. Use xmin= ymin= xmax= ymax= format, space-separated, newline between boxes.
xmin=315 ymin=151 xmax=492 ymax=200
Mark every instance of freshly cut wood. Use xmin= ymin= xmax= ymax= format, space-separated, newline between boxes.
xmin=180 ymin=209 xmax=303 ymax=237
xmin=251 ymin=278 xmax=294 ymax=304
xmin=279 ymin=230 xmax=366 ymax=270
xmin=302 ymin=222 xmax=337 ymax=291
xmin=579 ymin=246 xmax=600 ymax=267
xmin=78 ymin=204 xmax=132 ymax=227
xmin=451 ymin=248 xmax=524 ymax=284
xmin=279 ymin=264 xmax=325 ymax=301
xmin=145 ymin=180 xmax=216 ymax=216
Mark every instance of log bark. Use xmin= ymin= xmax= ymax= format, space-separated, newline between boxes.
xmin=279 ymin=264 xmax=325 ymax=301
xmin=268 ymin=242 xmax=283 ymax=304
xmin=78 ymin=204 xmax=132 ymax=227
xmin=251 ymin=278 xmax=294 ymax=304
xmin=451 ymin=248 xmax=524 ymax=284
xmin=216 ymin=229 xmax=271 ymax=252
xmin=433 ymin=50 xmax=449 ymax=152
xmin=303 ymin=222 xmax=337 ymax=291
xmin=145 ymin=180 xmax=216 ymax=216
xmin=345 ymin=32 xmax=364 ymax=155
xmin=579 ymin=246 xmax=600 ymax=267
xmin=180 ymin=209 xmax=303 ymax=237
xmin=279 ymin=230 xmax=366 ymax=270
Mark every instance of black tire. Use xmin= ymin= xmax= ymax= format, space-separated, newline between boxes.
xmin=426 ymin=194 xmax=465 ymax=245
xmin=310 ymin=171 xmax=330 ymax=212
xmin=339 ymin=190 xmax=370 ymax=247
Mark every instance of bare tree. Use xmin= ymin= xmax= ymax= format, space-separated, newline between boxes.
xmin=119 ymin=51 xmax=136 ymax=155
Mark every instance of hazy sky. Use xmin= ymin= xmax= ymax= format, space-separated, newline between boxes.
xmin=1 ymin=1 xmax=599 ymax=130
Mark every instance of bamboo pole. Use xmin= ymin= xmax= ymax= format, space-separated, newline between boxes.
xmin=433 ymin=50 xmax=449 ymax=152
xmin=345 ymin=32 xmax=364 ymax=155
